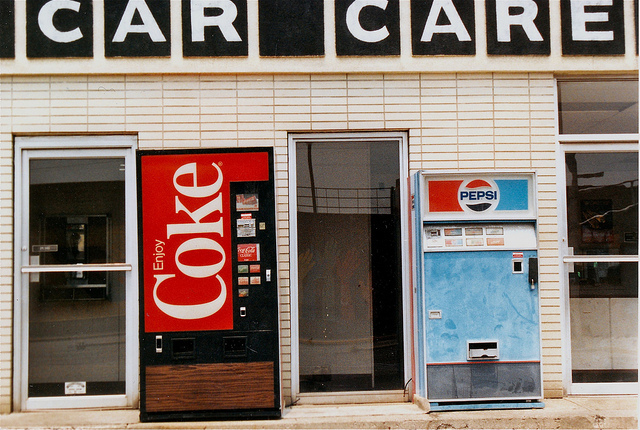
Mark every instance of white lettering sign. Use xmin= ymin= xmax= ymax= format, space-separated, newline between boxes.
xmin=346 ymin=0 xmax=389 ymax=43
xmin=570 ymin=0 xmax=614 ymax=41
xmin=38 ymin=0 xmax=83 ymax=43
xmin=496 ymin=0 xmax=543 ymax=42
xmin=113 ymin=0 xmax=166 ymax=43
xmin=191 ymin=0 xmax=241 ymax=42
xmin=153 ymin=273 xmax=227 ymax=320
xmin=421 ymin=0 xmax=471 ymax=42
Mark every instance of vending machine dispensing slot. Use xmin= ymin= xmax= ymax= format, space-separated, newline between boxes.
xmin=467 ymin=341 xmax=499 ymax=360
xmin=138 ymin=148 xmax=281 ymax=421
xmin=412 ymin=172 xmax=544 ymax=411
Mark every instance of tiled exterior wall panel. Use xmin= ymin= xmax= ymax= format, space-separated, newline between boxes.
xmin=0 ymin=72 xmax=563 ymax=412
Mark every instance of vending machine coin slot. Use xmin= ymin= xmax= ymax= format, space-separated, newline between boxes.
xmin=171 ymin=338 xmax=195 ymax=360
xmin=223 ymin=336 xmax=247 ymax=358
xmin=513 ymin=259 xmax=523 ymax=273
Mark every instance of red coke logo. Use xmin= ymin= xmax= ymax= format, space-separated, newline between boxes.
xmin=152 ymin=162 xmax=228 ymax=321
xmin=141 ymin=151 xmax=270 ymax=333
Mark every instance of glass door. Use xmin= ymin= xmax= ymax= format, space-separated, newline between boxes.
xmin=291 ymin=133 xmax=408 ymax=398
xmin=15 ymin=137 xmax=138 ymax=410
xmin=563 ymin=149 xmax=638 ymax=393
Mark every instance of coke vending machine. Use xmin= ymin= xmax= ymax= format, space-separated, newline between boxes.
xmin=137 ymin=148 xmax=280 ymax=421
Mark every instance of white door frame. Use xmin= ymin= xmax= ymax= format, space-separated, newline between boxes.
xmin=557 ymin=138 xmax=639 ymax=396
xmin=288 ymin=131 xmax=411 ymax=403
xmin=13 ymin=135 xmax=139 ymax=411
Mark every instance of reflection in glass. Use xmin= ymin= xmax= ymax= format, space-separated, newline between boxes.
xmin=569 ymin=262 xmax=638 ymax=383
xmin=28 ymin=158 xmax=126 ymax=396
xmin=558 ymin=80 xmax=638 ymax=135
xmin=296 ymin=141 xmax=403 ymax=392
xmin=565 ymin=153 xmax=638 ymax=256
xmin=565 ymin=152 xmax=638 ymax=384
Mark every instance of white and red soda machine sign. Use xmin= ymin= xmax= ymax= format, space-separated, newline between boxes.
xmin=140 ymin=151 xmax=269 ymax=332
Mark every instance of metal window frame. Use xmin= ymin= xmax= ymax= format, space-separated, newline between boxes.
xmin=555 ymin=76 xmax=639 ymax=395
xmin=288 ymin=131 xmax=411 ymax=403
xmin=13 ymin=135 xmax=139 ymax=411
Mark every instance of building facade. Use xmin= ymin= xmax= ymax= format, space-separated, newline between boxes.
xmin=0 ymin=0 xmax=638 ymax=415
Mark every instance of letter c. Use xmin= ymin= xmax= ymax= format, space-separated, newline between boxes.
xmin=38 ymin=0 xmax=83 ymax=43
xmin=346 ymin=0 xmax=390 ymax=43
xmin=153 ymin=273 xmax=228 ymax=320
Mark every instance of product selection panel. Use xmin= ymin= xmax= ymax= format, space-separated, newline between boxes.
xmin=423 ymin=223 xmax=536 ymax=252
xmin=230 ymin=182 xmax=278 ymax=331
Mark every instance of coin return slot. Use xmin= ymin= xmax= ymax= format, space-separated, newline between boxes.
xmin=467 ymin=341 xmax=499 ymax=360
xmin=172 ymin=337 xmax=195 ymax=360
xmin=513 ymin=260 xmax=523 ymax=273
xmin=223 ymin=336 xmax=247 ymax=358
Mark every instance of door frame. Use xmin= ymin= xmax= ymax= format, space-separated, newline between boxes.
xmin=556 ymin=138 xmax=639 ymax=395
xmin=288 ymin=131 xmax=411 ymax=403
xmin=13 ymin=135 xmax=139 ymax=411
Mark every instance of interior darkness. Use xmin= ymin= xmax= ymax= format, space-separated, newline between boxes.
xmin=297 ymin=140 xmax=404 ymax=392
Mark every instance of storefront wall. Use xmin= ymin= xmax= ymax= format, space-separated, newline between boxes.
xmin=2 ymin=0 xmax=638 ymax=414
xmin=0 ymin=71 xmax=565 ymax=412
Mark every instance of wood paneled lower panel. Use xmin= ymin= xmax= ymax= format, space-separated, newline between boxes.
xmin=145 ymin=362 xmax=275 ymax=412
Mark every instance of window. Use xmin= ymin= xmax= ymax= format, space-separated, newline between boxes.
xmin=289 ymin=132 xmax=410 ymax=400
xmin=558 ymin=77 xmax=639 ymax=394
xmin=558 ymin=79 xmax=638 ymax=135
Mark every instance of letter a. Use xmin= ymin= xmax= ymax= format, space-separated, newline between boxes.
xmin=421 ymin=0 xmax=471 ymax=42
xmin=113 ymin=0 xmax=166 ymax=42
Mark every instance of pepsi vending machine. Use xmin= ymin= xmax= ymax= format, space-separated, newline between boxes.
xmin=412 ymin=172 xmax=543 ymax=411
xmin=138 ymin=148 xmax=280 ymax=421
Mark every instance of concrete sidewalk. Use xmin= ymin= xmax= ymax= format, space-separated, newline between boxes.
xmin=1 ymin=396 xmax=637 ymax=429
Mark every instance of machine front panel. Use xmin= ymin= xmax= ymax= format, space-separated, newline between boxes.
xmin=424 ymin=249 xmax=540 ymax=364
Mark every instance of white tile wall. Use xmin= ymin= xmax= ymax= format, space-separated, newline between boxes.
xmin=0 ymin=72 xmax=562 ymax=413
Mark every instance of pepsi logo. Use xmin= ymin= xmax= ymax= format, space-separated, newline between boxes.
xmin=458 ymin=179 xmax=499 ymax=213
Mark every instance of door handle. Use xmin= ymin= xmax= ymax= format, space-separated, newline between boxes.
xmin=528 ymin=257 xmax=538 ymax=290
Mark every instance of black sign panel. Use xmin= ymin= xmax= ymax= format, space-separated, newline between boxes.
xmin=105 ymin=0 xmax=170 ymax=57
xmin=411 ymin=0 xmax=475 ymax=55
xmin=561 ymin=0 xmax=625 ymax=55
xmin=486 ymin=0 xmax=550 ymax=55
xmin=182 ymin=0 xmax=247 ymax=57
xmin=27 ymin=0 xmax=93 ymax=58
xmin=336 ymin=0 xmax=400 ymax=56
xmin=0 ymin=0 xmax=14 ymax=58
xmin=259 ymin=0 xmax=324 ymax=56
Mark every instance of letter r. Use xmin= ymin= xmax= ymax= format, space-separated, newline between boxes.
xmin=496 ymin=0 xmax=544 ymax=42
xmin=191 ymin=0 xmax=242 ymax=42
